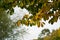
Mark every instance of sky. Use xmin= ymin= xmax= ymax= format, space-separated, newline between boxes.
xmin=9 ymin=5 xmax=60 ymax=40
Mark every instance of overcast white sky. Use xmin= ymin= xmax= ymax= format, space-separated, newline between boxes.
xmin=9 ymin=5 xmax=60 ymax=40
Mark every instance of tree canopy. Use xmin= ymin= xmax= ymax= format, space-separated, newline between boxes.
xmin=0 ymin=0 xmax=60 ymax=27
xmin=0 ymin=0 xmax=60 ymax=39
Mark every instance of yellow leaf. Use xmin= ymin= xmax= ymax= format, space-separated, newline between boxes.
xmin=16 ymin=20 xmax=21 ymax=26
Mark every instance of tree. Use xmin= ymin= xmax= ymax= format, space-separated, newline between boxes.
xmin=37 ymin=29 xmax=50 ymax=40
xmin=0 ymin=0 xmax=60 ymax=39
xmin=0 ymin=0 xmax=60 ymax=27
xmin=43 ymin=28 xmax=60 ymax=40
xmin=5 ymin=26 xmax=30 ymax=40
xmin=37 ymin=28 xmax=60 ymax=40
xmin=0 ymin=9 xmax=16 ymax=40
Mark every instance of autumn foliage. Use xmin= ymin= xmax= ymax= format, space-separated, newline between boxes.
xmin=0 ymin=0 xmax=60 ymax=39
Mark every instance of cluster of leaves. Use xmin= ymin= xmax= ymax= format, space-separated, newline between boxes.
xmin=16 ymin=0 xmax=60 ymax=27
xmin=0 ymin=9 xmax=16 ymax=39
xmin=0 ymin=0 xmax=60 ymax=27
xmin=37 ymin=28 xmax=60 ymax=40
xmin=19 ymin=14 xmax=45 ymax=27
xmin=43 ymin=28 xmax=60 ymax=40
xmin=33 ymin=29 xmax=50 ymax=40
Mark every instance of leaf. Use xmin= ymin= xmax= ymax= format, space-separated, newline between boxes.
xmin=25 ymin=20 xmax=29 ymax=26
xmin=10 ymin=8 xmax=14 ymax=15
xmin=49 ymin=16 xmax=58 ymax=24
xmin=41 ymin=22 xmax=45 ymax=27
xmin=16 ymin=20 xmax=21 ymax=26
xmin=30 ymin=23 xmax=32 ymax=26
xmin=37 ymin=22 xmax=40 ymax=27
xmin=19 ymin=2 xmax=23 ymax=7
